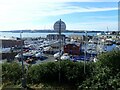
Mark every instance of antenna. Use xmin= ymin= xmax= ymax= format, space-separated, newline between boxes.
xmin=107 ymin=27 xmax=109 ymax=31
xmin=107 ymin=27 xmax=109 ymax=35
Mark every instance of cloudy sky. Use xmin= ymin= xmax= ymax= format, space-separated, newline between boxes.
xmin=0 ymin=0 xmax=119 ymax=31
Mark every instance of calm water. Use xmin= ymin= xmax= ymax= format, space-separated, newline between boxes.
xmin=0 ymin=32 xmax=97 ymax=38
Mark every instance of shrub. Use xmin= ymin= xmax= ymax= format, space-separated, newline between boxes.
xmin=2 ymin=62 xmax=22 ymax=84
xmin=98 ymin=50 xmax=120 ymax=73
xmin=27 ymin=60 xmax=95 ymax=86
xmin=60 ymin=61 xmax=95 ymax=85
xmin=79 ymin=50 xmax=120 ymax=89
xmin=27 ymin=62 xmax=59 ymax=84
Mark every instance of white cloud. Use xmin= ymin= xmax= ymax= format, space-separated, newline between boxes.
xmin=2 ymin=0 xmax=118 ymax=3
xmin=0 ymin=1 xmax=117 ymax=22
xmin=45 ymin=7 xmax=117 ymax=17
xmin=0 ymin=0 xmax=119 ymax=3
xmin=48 ymin=0 xmax=119 ymax=2
xmin=0 ymin=0 xmax=118 ymax=31
xmin=67 ymin=22 xmax=118 ymax=31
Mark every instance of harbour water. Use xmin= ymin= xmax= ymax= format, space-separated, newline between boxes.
xmin=0 ymin=32 xmax=97 ymax=38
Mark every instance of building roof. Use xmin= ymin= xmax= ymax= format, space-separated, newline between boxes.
xmin=0 ymin=36 xmax=17 ymax=40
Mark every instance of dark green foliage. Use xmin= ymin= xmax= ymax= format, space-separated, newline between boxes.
xmin=60 ymin=61 xmax=95 ymax=85
xmin=2 ymin=62 xmax=22 ymax=84
xmin=27 ymin=62 xmax=59 ymax=84
xmin=27 ymin=60 xmax=93 ymax=85
xmin=79 ymin=50 xmax=120 ymax=89
xmin=98 ymin=50 xmax=120 ymax=73
xmin=26 ymin=60 xmax=95 ymax=87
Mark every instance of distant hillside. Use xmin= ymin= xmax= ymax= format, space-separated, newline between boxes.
xmin=0 ymin=30 xmax=103 ymax=33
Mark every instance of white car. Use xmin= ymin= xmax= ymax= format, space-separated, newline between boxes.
xmin=60 ymin=53 xmax=70 ymax=60
xmin=15 ymin=53 xmax=21 ymax=59
xmin=54 ymin=51 xmax=63 ymax=59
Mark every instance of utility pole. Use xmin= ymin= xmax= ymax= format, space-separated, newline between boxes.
xmin=20 ymin=32 xmax=26 ymax=88
xmin=84 ymin=31 xmax=87 ymax=74
xmin=59 ymin=19 xmax=61 ymax=83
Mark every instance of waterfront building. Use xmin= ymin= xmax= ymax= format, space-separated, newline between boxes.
xmin=1 ymin=37 xmax=24 ymax=48
xmin=69 ymin=35 xmax=83 ymax=43
xmin=64 ymin=44 xmax=80 ymax=55
xmin=46 ymin=34 xmax=66 ymax=41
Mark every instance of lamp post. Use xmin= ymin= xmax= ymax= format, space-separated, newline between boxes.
xmin=84 ymin=31 xmax=87 ymax=74
xmin=20 ymin=32 xmax=26 ymax=88
xmin=58 ymin=19 xmax=61 ymax=83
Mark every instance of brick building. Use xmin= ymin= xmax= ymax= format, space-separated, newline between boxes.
xmin=1 ymin=38 xmax=24 ymax=48
xmin=64 ymin=44 xmax=80 ymax=55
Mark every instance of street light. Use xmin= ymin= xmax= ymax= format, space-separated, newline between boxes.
xmin=84 ymin=31 xmax=87 ymax=74
xmin=20 ymin=31 xmax=26 ymax=88
xmin=58 ymin=19 xmax=61 ymax=83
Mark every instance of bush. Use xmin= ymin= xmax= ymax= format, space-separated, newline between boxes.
xmin=60 ymin=61 xmax=95 ymax=85
xmin=79 ymin=50 xmax=120 ymax=89
xmin=98 ymin=50 xmax=120 ymax=73
xmin=27 ymin=60 xmax=95 ymax=86
xmin=2 ymin=60 xmax=95 ymax=87
xmin=27 ymin=62 xmax=59 ymax=84
xmin=2 ymin=62 xmax=22 ymax=84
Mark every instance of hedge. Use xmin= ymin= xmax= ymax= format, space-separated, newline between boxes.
xmin=2 ymin=50 xmax=120 ymax=89
xmin=2 ymin=60 xmax=95 ymax=86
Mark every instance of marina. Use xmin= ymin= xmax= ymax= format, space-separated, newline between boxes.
xmin=1 ymin=31 xmax=120 ymax=65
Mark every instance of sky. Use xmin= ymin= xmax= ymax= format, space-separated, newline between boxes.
xmin=0 ymin=0 xmax=119 ymax=31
